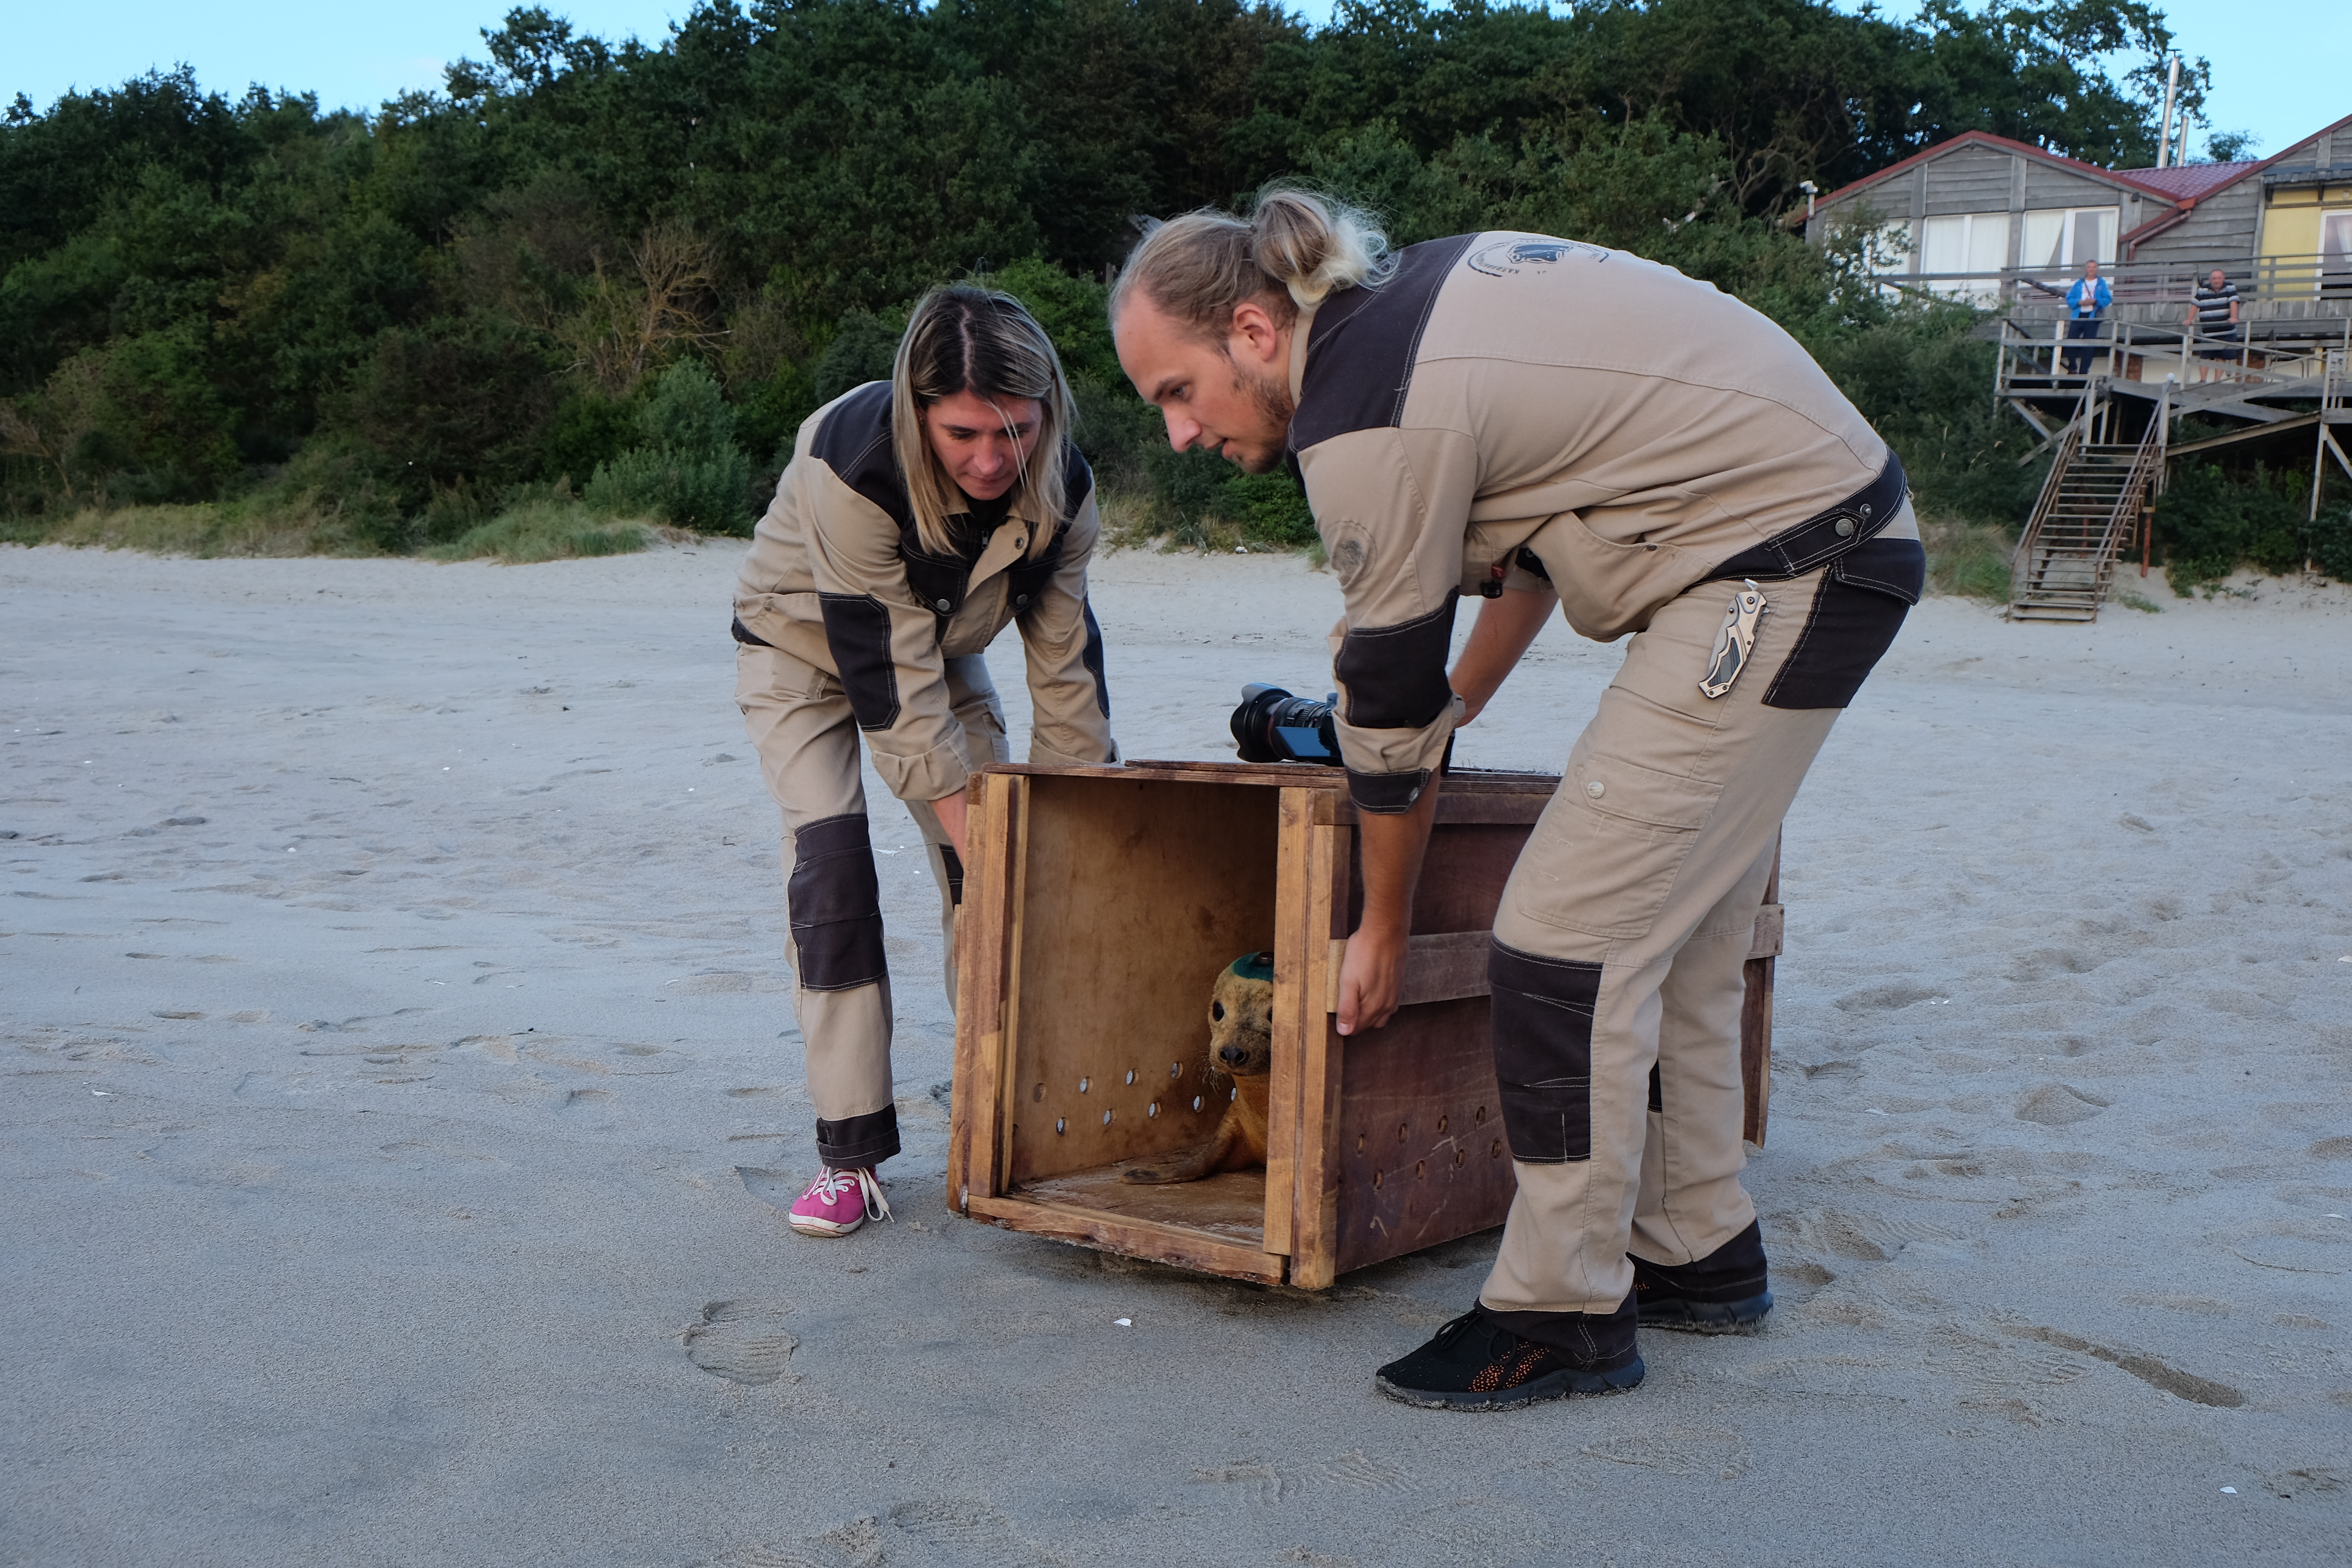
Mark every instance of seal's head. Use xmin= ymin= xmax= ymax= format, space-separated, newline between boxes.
xmin=1209 ymin=951 xmax=1276 ymax=1076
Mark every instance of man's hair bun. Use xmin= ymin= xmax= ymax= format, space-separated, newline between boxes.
xmin=1112 ymin=185 xmax=1393 ymax=336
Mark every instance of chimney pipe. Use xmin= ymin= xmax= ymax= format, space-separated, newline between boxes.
xmin=2156 ymin=54 xmax=2181 ymax=170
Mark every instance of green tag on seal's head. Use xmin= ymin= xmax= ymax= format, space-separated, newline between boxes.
xmin=1227 ymin=950 xmax=1276 ymax=984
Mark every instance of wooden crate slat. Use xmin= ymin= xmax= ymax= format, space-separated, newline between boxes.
xmin=1287 ymin=818 xmax=1351 ymax=1291
xmin=965 ymin=1192 xmax=1285 ymax=1284
xmin=1262 ymin=788 xmax=1318 ymax=1259
xmin=1322 ymin=931 xmax=1493 ymax=1012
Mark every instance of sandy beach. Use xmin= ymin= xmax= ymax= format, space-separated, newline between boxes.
xmin=3 ymin=539 xmax=2348 ymax=1567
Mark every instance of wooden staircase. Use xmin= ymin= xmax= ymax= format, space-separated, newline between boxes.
xmin=2007 ymin=400 xmax=2161 ymax=623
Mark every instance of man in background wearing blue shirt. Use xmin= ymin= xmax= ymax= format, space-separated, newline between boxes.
xmin=2062 ymin=258 xmax=2110 ymax=376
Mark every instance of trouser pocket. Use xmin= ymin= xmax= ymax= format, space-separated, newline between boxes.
xmin=1489 ymin=940 xmax=1605 ymax=1164
xmin=1763 ymin=538 xmax=1923 ymax=710
xmin=1509 ymin=713 xmax=1724 ymax=940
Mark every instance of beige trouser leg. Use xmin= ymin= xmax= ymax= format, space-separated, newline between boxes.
xmin=735 ymin=645 xmax=1007 ymax=1167
xmin=1479 ymin=516 xmax=1914 ymax=1315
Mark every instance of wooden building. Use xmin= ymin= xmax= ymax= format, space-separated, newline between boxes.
xmin=1805 ymin=114 xmax=2352 ymax=313
xmin=1804 ymin=117 xmax=2352 ymax=625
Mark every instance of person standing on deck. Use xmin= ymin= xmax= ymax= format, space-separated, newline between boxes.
xmin=1112 ymin=191 xmax=1922 ymax=1410
xmin=733 ymin=287 xmax=1118 ymax=1239
xmin=2189 ymin=269 xmax=2244 ymax=380
xmin=2062 ymin=258 xmax=2110 ymax=376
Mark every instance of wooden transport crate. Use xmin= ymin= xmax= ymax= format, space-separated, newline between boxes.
xmin=946 ymin=760 xmax=1782 ymax=1288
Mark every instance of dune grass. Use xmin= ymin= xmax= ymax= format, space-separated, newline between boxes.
xmin=3 ymin=494 xmax=659 ymax=564
xmin=12 ymin=496 xmax=386 ymax=557
xmin=1921 ymin=513 xmax=2015 ymax=602
xmin=424 ymin=500 xmax=651 ymax=564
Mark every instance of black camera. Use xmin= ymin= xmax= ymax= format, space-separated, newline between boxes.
xmin=1230 ymin=683 xmax=1343 ymax=766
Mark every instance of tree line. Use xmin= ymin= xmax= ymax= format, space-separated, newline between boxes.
xmin=14 ymin=0 xmax=2329 ymax=589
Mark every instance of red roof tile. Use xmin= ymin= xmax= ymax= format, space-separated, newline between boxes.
xmin=2112 ymin=163 xmax=2263 ymax=200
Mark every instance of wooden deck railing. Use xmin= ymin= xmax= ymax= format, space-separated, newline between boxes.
xmin=1883 ymin=252 xmax=2351 ymax=312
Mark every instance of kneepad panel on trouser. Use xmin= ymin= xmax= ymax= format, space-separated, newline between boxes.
xmin=1764 ymin=538 xmax=1923 ymax=710
xmin=787 ymin=813 xmax=886 ymax=992
xmin=1489 ymin=939 xmax=1604 ymax=1163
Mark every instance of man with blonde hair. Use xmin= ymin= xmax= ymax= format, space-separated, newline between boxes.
xmin=1114 ymin=191 xmax=1921 ymax=1410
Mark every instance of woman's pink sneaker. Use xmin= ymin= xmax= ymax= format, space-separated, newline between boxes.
xmin=787 ymin=1166 xmax=892 ymax=1237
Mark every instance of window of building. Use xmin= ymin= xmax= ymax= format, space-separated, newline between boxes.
xmin=2020 ymin=207 xmax=2119 ymax=275
xmin=1918 ymin=212 xmax=2009 ymax=300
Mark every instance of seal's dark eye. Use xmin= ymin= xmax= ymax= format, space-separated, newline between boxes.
xmin=1211 ymin=1002 xmax=1225 ymax=1021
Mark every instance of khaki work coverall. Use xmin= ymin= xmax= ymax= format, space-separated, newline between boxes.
xmin=734 ymin=382 xmax=1118 ymax=1167
xmin=1289 ymin=233 xmax=1924 ymax=1315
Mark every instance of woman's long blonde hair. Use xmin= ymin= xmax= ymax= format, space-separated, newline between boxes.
xmin=1109 ymin=186 xmax=1393 ymax=339
xmin=890 ymin=285 xmax=1074 ymax=559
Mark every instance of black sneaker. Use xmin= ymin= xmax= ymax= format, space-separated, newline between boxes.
xmin=1631 ymin=1220 xmax=1774 ymax=1335
xmin=1374 ymin=1302 xmax=1643 ymax=1411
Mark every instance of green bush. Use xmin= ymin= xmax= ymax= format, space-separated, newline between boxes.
xmin=2310 ymin=501 xmax=2352 ymax=583
xmin=2154 ymin=462 xmax=2308 ymax=594
xmin=584 ymin=359 xmax=755 ymax=535
xmin=587 ymin=446 xmax=752 ymax=533
xmin=540 ymin=392 xmax=641 ymax=487
xmin=812 ymin=311 xmax=905 ymax=405
xmin=1218 ymin=471 xmax=1317 ymax=548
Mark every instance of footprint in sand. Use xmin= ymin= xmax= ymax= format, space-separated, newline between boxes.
xmin=1581 ymin=1426 xmax=1751 ymax=1481
xmin=1834 ymin=981 xmax=1943 ymax=1013
xmin=2015 ymin=1082 xmax=2108 ymax=1127
xmin=683 ymin=1299 xmax=798 ymax=1385
xmin=713 ymin=1497 xmax=1060 ymax=1568
xmin=1190 ymin=1459 xmax=1292 ymax=1505
xmin=1321 ymin=1449 xmax=1411 ymax=1490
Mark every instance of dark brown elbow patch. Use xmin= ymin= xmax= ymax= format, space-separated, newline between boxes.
xmin=817 ymin=592 xmax=900 ymax=732
xmin=1488 ymin=939 xmax=1603 ymax=1164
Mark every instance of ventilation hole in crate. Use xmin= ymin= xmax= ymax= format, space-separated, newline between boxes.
xmin=1148 ymin=1102 xmax=1160 ymax=1117
xmin=1125 ymin=1069 xmax=1136 ymax=1085
xmin=1170 ymin=1062 xmax=1182 ymax=1079
xmin=1415 ymin=1160 xmax=1426 ymax=1179
xmin=1372 ymin=1169 xmax=1384 ymax=1189
xmin=1033 ymin=1083 xmax=1044 ymax=1102
xmin=1475 ymin=1105 xmax=1487 ymax=1125
xmin=1452 ymin=1148 xmax=1465 ymax=1168
xmin=1079 ymin=1077 xmax=1090 ymax=1093
xmin=1490 ymin=1138 xmax=1504 ymax=1159
xmin=1356 ymin=1134 xmax=1365 ymax=1152
xmin=1102 ymin=1109 xmax=1114 ymax=1125
xmin=1055 ymin=1118 xmax=1066 ymax=1135
xmin=1191 ymin=1094 xmax=1203 ymax=1112
xmin=1397 ymin=1122 xmax=1409 ymax=1143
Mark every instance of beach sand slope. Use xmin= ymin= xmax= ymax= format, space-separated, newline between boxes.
xmin=3 ymin=542 xmax=2347 ymax=1567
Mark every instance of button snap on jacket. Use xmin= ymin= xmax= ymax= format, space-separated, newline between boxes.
xmin=1586 ymin=780 xmax=1605 ymax=798
xmin=934 ymin=598 xmax=952 ymax=612
xmin=1834 ymin=517 xmax=1856 ymax=538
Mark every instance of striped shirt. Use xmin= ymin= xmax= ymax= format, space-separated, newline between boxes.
xmin=2193 ymin=281 xmax=2241 ymax=329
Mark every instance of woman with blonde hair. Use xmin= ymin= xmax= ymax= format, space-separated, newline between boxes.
xmin=733 ymin=285 xmax=1118 ymax=1237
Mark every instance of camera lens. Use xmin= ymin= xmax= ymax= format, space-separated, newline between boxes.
xmin=1231 ymin=684 xmax=1343 ymax=766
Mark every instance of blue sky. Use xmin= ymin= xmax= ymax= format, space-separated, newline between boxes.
xmin=10 ymin=1 xmax=2347 ymax=163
